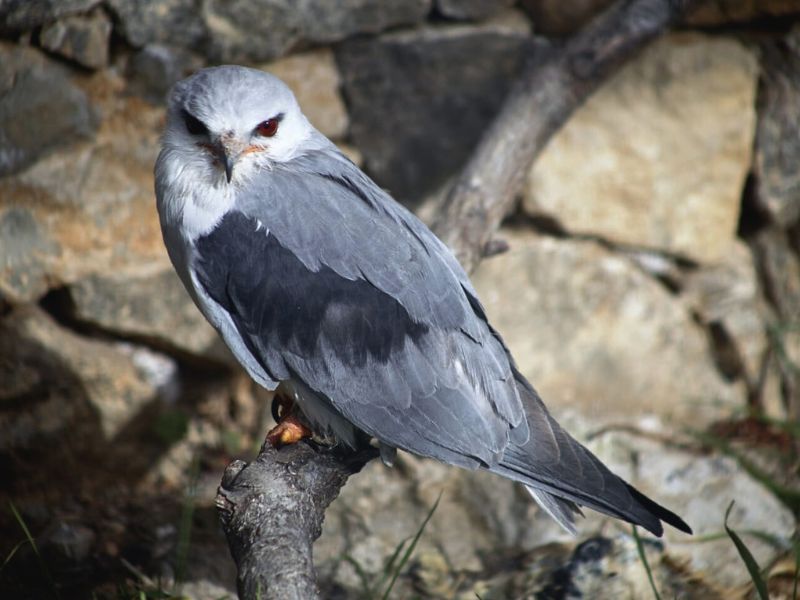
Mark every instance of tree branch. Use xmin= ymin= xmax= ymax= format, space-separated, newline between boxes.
xmin=215 ymin=1 xmax=699 ymax=598
xmin=432 ymin=0 xmax=700 ymax=273
xmin=216 ymin=442 xmax=378 ymax=599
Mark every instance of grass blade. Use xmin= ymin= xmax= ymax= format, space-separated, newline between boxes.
xmin=1 ymin=538 xmax=30 ymax=575
xmin=380 ymin=492 xmax=442 ymax=600
xmin=724 ymin=501 xmax=769 ymax=600
xmin=381 ymin=538 xmax=409 ymax=581
xmin=692 ymin=430 xmax=800 ymax=514
xmin=632 ymin=526 xmax=662 ymax=600
xmin=174 ymin=457 xmax=199 ymax=590
xmin=372 ymin=538 xmax=409 ymax=598
xmin=9 ymin=501 xmax=60 ymax=599
xmin=793 ymin=536 xmax=799 ymax=600
xmin=342 ymin=554 xmax=376 ymax=599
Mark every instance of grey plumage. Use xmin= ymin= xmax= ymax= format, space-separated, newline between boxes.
xmin=155 ymin=65 xmax=691 ymax=537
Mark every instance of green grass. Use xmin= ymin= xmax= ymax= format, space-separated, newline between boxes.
xmin=631 ymin=526 xmax=661 ymax=600
xmin=690 ymin=428 xmax=800 ymax=515
xmin=724 ymin=501 xmax=769 ymax=600
xmin=343 ymin=492 xmax=441 ymax=600
xmin=174 ymin=457 xmax=200 ymax=591
xmin=4 ymin=501 xmax=60 ymax=599
xmin=794 ymin=536 xmax=799 ymax=600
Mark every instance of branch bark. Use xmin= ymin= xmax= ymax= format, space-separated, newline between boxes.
xmin=432 ymin=0 xmax=699 ymax=273
xmin=216 ymin=442 xmax=377 ymax=599
xmin=215 ymin=1 xmax=699 ymax=598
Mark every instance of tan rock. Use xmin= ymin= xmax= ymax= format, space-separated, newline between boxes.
xmin=67 ymin=265 xmax=233 ymax=363
xmin=39 ymin=8 xmax=112 ymax=70
xmin=471 ymin=228 xmax=742 ymax=425
xmin=259 ymin=48 xmax=348 ymax=140
xmin=588 ymin=427 xmax=796 ymax=588
xmin=317 ymin=453 xmax=544 ymax=590
xmin=0 ymin=305 xmax=163 ymax=443
xmin=0 ymin=68 xmax=169 ymax=303
xmin=682 ymin=240 xmax=771 ymax=386
xmin=524 ymin=33 xmax=758 ymax=263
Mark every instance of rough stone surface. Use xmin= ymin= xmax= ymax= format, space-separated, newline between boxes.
xmin=587 ymin=427 xmax=796 ymax=588
xmin=315 ymin=418 xmax=793 ymax=596
xmin=0 ymin=305 xmax=161 ymax=444
xmin=317 ymin=454 xmax=546 ymax=597
xmin=0 ymin=43 xmax=98 ymax=177
xmin=752 ymin=227 xmax=800 ymax=323
xmin=109 ymin=0 xmax=431 ymax=62
xmin=67 ymin=266 xmax=233 ymax=363
xmin=299 ymin=0 xmax=431 ymax=44
xmin=519 ymin=0 xmax=614 ymax=35
xmin=750 ymin=226 xmax=800 ymax=416
xmin=0 ymin=206 xmax=61 ymax=304
xmin=0 ymin=0 xmax=101 ymax=33
xmin=259 ymin=48 xmax=348 ymax=140
xmin=470 ymin=228 xmax=741 ymax=425
xmin=524 ymin=34 xmax=759 ymax=263
xmin=687 ymin=0 xmax=800 ymax=26
xmin=0 ymin=68 xmax=168 ymax=303
xmin=446 ymin=535 xmax=728 ymax=599
xmin=0 ymin=63 xmax=168 ymax=302
xmin=337 ymin=12 xmax=538 ymax=204
xmin=435 ymin=0 xmax=515 ymax=21
xmin=682 ymin=240 xmax=771 ymax=387
xmin=106 ymin=0 xmax=206 ymax=54
xmin=754 ymin=26 xmax=800 ymax=227
xmin=39 ymin=8 xmax=112 ymax=69
xmin=127 ymin=44 xmax=203 ymax=104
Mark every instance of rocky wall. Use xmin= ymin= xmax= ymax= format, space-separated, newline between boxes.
xmin=1 ymin=1 xmax=799 ymax=598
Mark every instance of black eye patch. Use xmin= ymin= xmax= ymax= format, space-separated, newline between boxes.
xmin=182 ymin=109 xmax=209 ymax=136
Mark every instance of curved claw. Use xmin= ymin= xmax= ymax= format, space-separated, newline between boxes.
xmin=271 ymin=393 xmax=294 ymax=423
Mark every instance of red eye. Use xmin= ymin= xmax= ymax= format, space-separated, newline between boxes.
xmin=255 ymin=118 xmax=279 ymax=137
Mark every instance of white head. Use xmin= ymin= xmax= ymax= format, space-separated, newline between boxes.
xmin=162 ymin=65 xmax=314 ymax=185
xmin=156 ymin=66 xmax=320 ymax=239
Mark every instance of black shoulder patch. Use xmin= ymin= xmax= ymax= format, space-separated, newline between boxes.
xmin=194 ymin=211 xmax=428 ymax=366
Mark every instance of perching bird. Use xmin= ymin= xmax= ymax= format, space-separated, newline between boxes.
xmin=155 ymin=65 xmax=691 ymax=537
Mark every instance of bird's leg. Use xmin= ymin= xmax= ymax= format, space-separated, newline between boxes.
xmin=266 ymin=392 xmax=312 ymax=448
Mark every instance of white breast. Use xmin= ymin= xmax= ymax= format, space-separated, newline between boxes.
xmin=155 ymin=144 xmax=237 ymax=241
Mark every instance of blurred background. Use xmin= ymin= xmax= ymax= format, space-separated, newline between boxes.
xmin=0 ymin=0 xmax=798 ymax=598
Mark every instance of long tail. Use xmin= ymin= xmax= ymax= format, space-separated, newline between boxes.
xmin=491 ymin=369 xmax=692 ymax=537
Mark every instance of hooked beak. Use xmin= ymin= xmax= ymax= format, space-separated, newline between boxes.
xmin=223 ymin=152 xmax=235 ymax=184
xmin=215 ymin=135 xmax=245 ymax=184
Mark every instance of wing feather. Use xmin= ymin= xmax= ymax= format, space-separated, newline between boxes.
xmin=192 ymin=209 xmax=525 ymax=467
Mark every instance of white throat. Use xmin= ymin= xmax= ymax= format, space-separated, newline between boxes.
xmin=155 ymin=143 xmax=240 ymax=241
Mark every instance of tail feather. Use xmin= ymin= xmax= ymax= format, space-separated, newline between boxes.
xmin=498 ymin=369 xmax=692 ymax=537
xmin=525 ymin=486 xmax=583 ymax=535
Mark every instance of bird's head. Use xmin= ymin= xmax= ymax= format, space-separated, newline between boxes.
xmin=163 ymin=65 xmax=313 ymax=184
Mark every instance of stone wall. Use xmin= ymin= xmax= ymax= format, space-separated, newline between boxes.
xmin=1 ymin=1 xmax=799 ymax=598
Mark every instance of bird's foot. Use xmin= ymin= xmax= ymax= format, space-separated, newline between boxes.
xmin=266 ymin=415 xmax=313 ymax=448
xmin=267 ymin=393 xmax=312 ymax=448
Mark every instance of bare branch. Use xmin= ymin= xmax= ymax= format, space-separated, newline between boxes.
xmin=216 ymin=442 xmax=377 ymax=600
xmin=432 ymin=0 xmax=700 ymax=273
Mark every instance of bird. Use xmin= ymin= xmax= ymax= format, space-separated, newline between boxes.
xmin=155 ymin=65 xmax=691 ymax=537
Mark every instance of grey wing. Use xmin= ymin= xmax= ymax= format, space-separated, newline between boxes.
xmin=191 ymin=147 xmax=693 ymax=537
xmin=192 ymin=152 xmax=527 ymax=467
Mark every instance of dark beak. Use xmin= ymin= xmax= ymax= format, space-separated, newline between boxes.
xmin=224 ymin=152 xmax=234 ymax=183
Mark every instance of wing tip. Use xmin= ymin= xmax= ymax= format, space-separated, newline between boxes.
xmin=625 ymin=483 xmax=693 ymax=536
